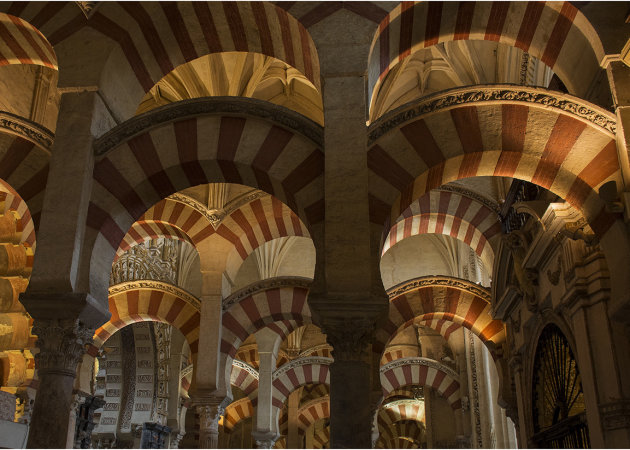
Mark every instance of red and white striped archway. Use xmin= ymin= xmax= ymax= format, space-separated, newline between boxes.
xmin=91 ymin=2 xmax=320 ymax=95
xmin=230 ymin=360 xmax=259 ymax=400
xmin=271 ymin=357 xmax=331 ymax=410
xmin=89 ymin=280 xmax=201 ymax=356
xmin=223 ymin=397 xmax=254 ymax=433
xmin=0 ymin=13 xmax=56 ymax=69
xmin=375 ymin=276 xmax=504 ymax=355
xmin=367 ymin=1 xmax=605 ymax=112
xmin=380 ymin=358 xmax=461 ymax=409
xmin=382 ymin=189 xmax=501 ymax=271
xmin=377 ymin=419 xmax=425 ymax=449
xmin=85 ymin=99 xmax=323 ymax=302
xmin=368 ymin=85 xmax=619 ymax=237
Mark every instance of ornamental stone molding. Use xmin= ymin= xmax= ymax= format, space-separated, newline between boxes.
xmin=436 ymin=185 xmax=501 ymax=215
xmin=108 ymin=280 xmax=200 ymax=311
xmin=368 ymin=84 xmax=616 ymax=145
xmin=386 ymin=275 xmax=491 ymax=303
xmin=380 ymin=357 xmax=459 ymax=380
xmin=168 ymin=188 xmax=269 ymax=230
xmin=94 ymin=96 xmax=324 ymax=157
xmin=232 ymin=360 xmax=260 ymax=379
xmin=299 ymin=343 xmax=333 ymax=359
xmin=382 ymin=398 xmax=425 ymax=410
xmin=196 ymin=403 xmax=225 ymax=431
xmin=31 ymin=318 xmax=94 ymax=375
xmin=252 ymin=430 xmax=280 ymax=449
xmin=222 ymin=276 xmax=312 ymax=311
xmin=0 ymin=111 xmax=54 ymax=150
xmin=272 ymin=356 xmax=333 ymax=379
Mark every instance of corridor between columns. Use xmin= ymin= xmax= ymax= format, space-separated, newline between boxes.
xmin=1 ymin=1 xmax=630 ymax=449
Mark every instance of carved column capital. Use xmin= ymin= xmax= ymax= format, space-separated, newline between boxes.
xmin=251 ymin=430 xmax=279 ymax=449
xmin=321 ymin=317 xmax=376 ymax=361
xmin=32 ymin=318 xmax=94 ymax=376
xmin=196 ymin=404 xmax=224 ymax=433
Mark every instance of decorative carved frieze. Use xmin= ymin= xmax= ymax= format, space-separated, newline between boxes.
xmin=168 ymin=189 xmax=268 ymax=229
xmin=0 ymin=111 xmax=54 ymax=150
xmin=109 ymin=280 xmax=200 ymax=311
xmin=272 ymin=356 xmax=333 ymax=379
xmin=368 ymin=85 xmax=616 ymax=145
xmin=436 ymin=184 xmax=501 ymax=215
xmin=31 ymin=318 xmax=93 ymax=375
xmin=232 ymin=359 xmax=260 ymax=379
xmin=386 ymin=275 xmax=491 ymax=303
xmin=380 ymin=357 xmax=459 ymax=379
xmin=222 ymin=276 xmax=311 ymax=311
xmin=111 ymin=239 xmax=179 ymax=286
xmin=94 ymin=97 xmax=324 ymax=157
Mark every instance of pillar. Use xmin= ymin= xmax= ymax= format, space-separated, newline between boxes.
xmin=320 ymin=316 xmax=377 ymax=448
xmin=286 ymin=389 xmax=302 ymax=449
xmin=25 ymin=318 xmax=95 ymax=448
xmin=252 ymin=328 xmax=280 ymax=449
xmin=21 ymin=89 xmax=112 ymax=447
xmin=196 ymin=402 xmax=224 ymax=449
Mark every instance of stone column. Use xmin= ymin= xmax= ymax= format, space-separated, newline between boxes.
xmin=253 ymin=328 xmax=280 ymax=448
xmin=66 ymin=393 xmax=83 ymax=448
xmin=321 ymin=316 xmax=377 ymax=448
xmin=26 ymin=318 xmax=94 ymax=448
xmin=196 ymin=402 xmax=224 ymax=449
xmin=286 ymin=389 xmax=302 ymax=449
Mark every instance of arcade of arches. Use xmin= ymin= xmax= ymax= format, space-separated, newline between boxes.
xmin=0 ymin=1 xmax=629 ymax=449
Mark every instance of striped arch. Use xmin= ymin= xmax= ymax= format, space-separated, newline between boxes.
xmin=416 ymin=317 xmax=462 ymax=343
xmin=86 ymin=100 xmax=323 ymax=301
xmin=221 ymin=284 xmax=311 ymax=398
xmin=381 ymin=345 xmax=421 ymax=365
xmin=368 ymin=86 xmax=619 ymax=237
xmin=271 ymin=357 xmax=331 ymax=411
xmin=221 ymin=195 xmax=310 ymax=280
xmin=0 ymin=184 xmax=35 ymax=248
xmin=91 ymin=2 xmax=320 ymax=94
xmin=312 ymin=425 xmax=331 ymax=449
xmin=274 ymin=436 xmax=287 ymax=449
xmin=0 ymin=13 xmax=57 ymax=69
xmin=377 ymin=420 xmax=425 ymax=449
xmin=90 ymin=280 xmax=200 ymax=356
xmin=380 ymin=358 xmax=461 ymax=409
xmin=230 ymin=360 xmax=259 ymax=399
xmin=279 ymin=396 xmax=330 ymax=435
xmin=367 ymin=1 xmax=605 ymax=111
xmin=376 ymin=276 xmax=504 ymax=354
xmin=235 ymin=343 xmax=260 ymax=370
xmin=378 ymin=399 xmax=426 ymax=428
xmin=299 ymin=344 xmax=333 ymax=360
xmin=297 ymin=397 xmax=330 ymax=433
xmin=115 ymin=220 xmax=194 ymax=260
xmin=223 ymin=397 xmax=254 ymax=433
xmin=382 ymin=190 xmax=501 ymax=271
xmin=0 ymin=133 xmax=50 ymax=230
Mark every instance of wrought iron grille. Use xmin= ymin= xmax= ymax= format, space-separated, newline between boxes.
xmin=532 ymin=324 xmax=590 ymax=448
xmin=499 ymin=180 xmax=540 ymax=234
